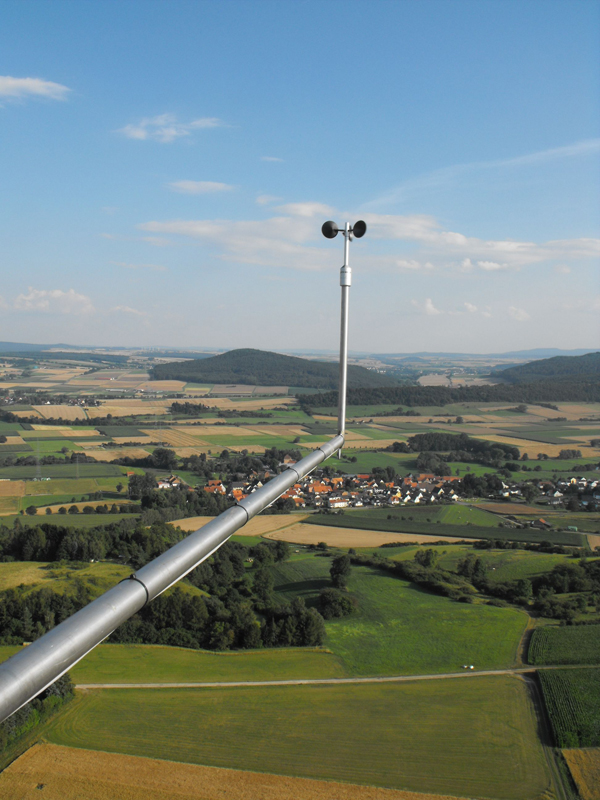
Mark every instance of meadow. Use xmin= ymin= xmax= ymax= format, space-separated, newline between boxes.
xmin=528 ymin=625 xmax=600 ymax=666
xmin=0 ymin=560 xmax=130 ymax=596
xmin=0 ymin=644 xmax=346 ymax=683
xmin=45 ymin=677 xmax=551 ymax=798
xmin=271 ymin=557 xmax=527 ymax=675
xmin=538 ymin=668 xmax=600 ymax=747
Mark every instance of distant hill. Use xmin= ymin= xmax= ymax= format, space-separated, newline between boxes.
xmin=151 ymin=348 xmax=397 ymax=389
xmin=492 ymin=352 xmax=600 ymax=384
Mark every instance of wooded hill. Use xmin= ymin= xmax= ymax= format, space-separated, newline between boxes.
xmin=492 ymin=352 xmax=600 ymax=383
xmin=151 ymin=348 xmax=397 ymax=390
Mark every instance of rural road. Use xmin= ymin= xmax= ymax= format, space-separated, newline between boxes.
xmin=76 ymin=663 xmax=593 ymax=690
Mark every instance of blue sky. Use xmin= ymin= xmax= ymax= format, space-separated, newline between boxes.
xmin=1 ymin=0 xmax=598 ymax=353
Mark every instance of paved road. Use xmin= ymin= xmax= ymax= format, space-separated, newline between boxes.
xmin=76 ymin=663 xmax=594 ymax=690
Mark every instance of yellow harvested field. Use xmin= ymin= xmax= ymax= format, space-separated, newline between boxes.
xmin=33 ymin=405 xmax=88 ymax=420
xmin=197 ymin=425 xmax=264 ymax=437
xmin=0 ymin=435 xmax=26 ymax=446
xmin=98 ymin=405 xmax=168 ymax=417
xmin=0 ymin=480 xmax=25 ymax=498
xmin=587 ymin=534 xmax=600 ymax=550
xmin=245 ymin=424 xmax=306 ymax=437
xmin=313 ymin=414 xmax=336 ymax=421
xmin=0 ymin=743 xmax=470 ymax=800
xmin=31 ymin=425 xmax=72 ymax=432
xmin=80 ymin=448 xmax=150 ymax=461
xmin=142 ymin=429 xmax=210 ymax=448
xmin=262 ymin=523 xmax=472 ymax=547
xmin=112 ymin=435 xmax=156 ymax=444
xmin=171 ymin=514 xmax=309 ymax=535
xmin=252 ymin=385 xmax=289 ymax=395
xmin=68 ymin=429 xmax=101 ymax=438
xmin=482 ymin=436 xmax=598 ymax=458
xmin=563 ymin=748 xmax=600 ymax=800
xmin=11 ymin=409 xmax=43 ymax=419
xmin=478 ymin=502 xmax=546 ymax=515
xmin=0 ymin=497 xmax=20 ymax=514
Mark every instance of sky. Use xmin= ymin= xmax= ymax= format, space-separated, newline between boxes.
xmin=0 ymin=0 xmax=599 ymax=354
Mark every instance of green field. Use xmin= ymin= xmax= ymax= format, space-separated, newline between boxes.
xmin=271 ymin=557 xmax=528 ymax=675
xmin=46 ymin=677 xmax=551 ymax=798
xmin=306 ymin=507 xmax=587 ymax=546
xmin=0 ymin=560 xmax=131 ymax=596
xmin=0 ymin=643 xmax=346 ymax=683
xmin=0 ymin=513 xmax=137 ymax=529
xmin=539 ymin=668 xmax=600 ymax=747
xmin=0 ymin=463 xmax=124 ymax=479
xmin=529 ymin=625 xmax=600 ymax=665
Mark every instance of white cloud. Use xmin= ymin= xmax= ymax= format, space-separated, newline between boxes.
xmin=111 ymin=305 xmax=146 ymax=316
xmin=112 ymin=261 xmax=167 ymax=272
xmin=0 ymin=295 xmax=7 ymax=310
xmin=508 ymin=306 xmax=531 ymax=322
xmin=275 ymin=202 xmax=335 ymax=218
xmin=141 ymin=236 xmax=173 ymax=248
xmin=464 ymin=302 xmax=478 ymax=313
xmin=261 ymin=156 xmax=284 ymax=162
xmin=168 ymin=180 xmax=234 ymax=194
xmin=0 ymin=76 xmax=70 ymax=101
xmin=118 ymin=114 xmax=225 ymax=143
xmin=411 ymin=298 xmax=441 ymax=316
xmin=555 ymin=264 xmax=572 ymax=274
xmin=477 ymin=260 xmax=509 ymax=271
xmin=13 ymin=288 xmax=94 ymax=315
xmin=256 ymin=194 xmax=282 ymax=205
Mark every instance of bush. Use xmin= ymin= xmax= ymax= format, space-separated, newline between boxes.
xmin=319 ymin=588 xmax=357 ymax=619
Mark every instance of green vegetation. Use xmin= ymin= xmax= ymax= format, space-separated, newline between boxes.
xmin=46 ymin=677 xmax=550 ymax=798
xmin=539 ymin=668 xmax=600 ymax=747
xmin=0 ymin=643 xmax=346 ymax=683
xmin=529 ymin=625 xmax=600 ymax=665
xmin=0 ymin=463 xmax=123 ymax=479
xmin=494 ymin=352 xmax=600 ymax=383
xmin=270 ymin=557 xmax=527 ymax=675
xmin=0 ymin=561 xmax=130 ymax=596
xmin=152 ymin=348 xmax=396 ymax=389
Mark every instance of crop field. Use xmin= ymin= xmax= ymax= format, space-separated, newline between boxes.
xmin=170 ymin=513 xmax=309 ymax=537
xmin=264 ymin=522 xmax=470 ymax=547
xmin=538 ymin=668 xmax=600 ymax=747
xmin=44 ymin=677 xmax=550 ymax=798
xmin=81 ymin=446 xmax=151 ymax=461
xmin=0 ymin=513 xmax=136 ymax=528
xmin=0 ymin=744 xmax=478 ymax=800
xmin=32 ymin=405 xmax=88 ymax=420
xmin=562 ymin=748 xmax=600 ymax=800
xmin=306 ymin=508 xmax=587 ymax=546
xmin=0 ymin=463 xmax=123 ymax=479
xmin=528 ymin=625 xmax=600 ymax=666
xmin=270 ymin=558 xmax=527 ymax=675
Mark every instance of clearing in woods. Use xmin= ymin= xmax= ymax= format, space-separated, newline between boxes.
xmin=0 ymin=743 xmax=474 ymax=800
xmin=44 ymin=677 xmax=551 ymax=799
xmin=562 ymin=748 xmax=600 ymax=800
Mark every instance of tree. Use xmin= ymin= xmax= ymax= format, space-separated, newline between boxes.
xmin=414 ymin=549 xmax=438 ymax=568
xmin=25 ymin=505 xmax=37 ymax=516
xmin=45 ymin=507 xmax=52 ymax=515
xmin=116 ymin=483 xmax=123 ymax=493
xmin=521 ymin=484 xmax=538 ymax=503
xmin=253 ymin=567 xmax=274 ymax=606
xmin=330 ymin=555 xmax=351 ymax=589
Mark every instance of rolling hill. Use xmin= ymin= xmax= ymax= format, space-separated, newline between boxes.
xmin=151 ymin=348 xmax=397 ymax=389
xmin=492 ymin=352 xmax=600 ymax=383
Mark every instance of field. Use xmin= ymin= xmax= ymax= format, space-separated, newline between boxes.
xmin=45 ymin=677 xmax=551 ymax=798
xmin=528 ymin=625 xmax=600 ymax=665
xmin=538 ymin=668 xmax=600 ymax=747
xmin=305 ymin=508 xmax=587 ymax=546
xmin=264 ymin=523 xmax=472 ymax=547
xmin=0 ymin=743 xmax=479 ymax=800
xmin=0 ymin=644 xmax=346 ymax=683
xmin=0 ymin=561 xmax=131 ymax=596
xmin=562 ymin=748 xmax=600 ymax=800
xmin=271 ymin=559 xmax=527 ymax=675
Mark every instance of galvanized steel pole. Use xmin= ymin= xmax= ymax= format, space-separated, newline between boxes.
xmin=338 ymin=222 xmax=351 ymax=455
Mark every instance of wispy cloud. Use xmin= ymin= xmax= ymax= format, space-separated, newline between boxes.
xmin=111 ymin=305 xmax=147 ymax=316
xmin=0 ymin=76 xmax=70 ymax=102
xmin=137 ymin=204 xmax=600 ymax=274
xmin=168 ymin=180 xmax=234 ymax=194
xmin=118 ymin=113 xmax=225 ymax=143
xmin=13 ymin=288 xmax=94 ymax=315
xmin=365 ymin=138 xmax=600 ymax=209
xmin=508 ymin=306 xmax=531 ymax=322
xmin=256 ymin=194 xmax=282 ymax=205
xmin=111 ymin=261 xmax=167 ymax=272
xmin=261 ymin=156 xmax=284 ymax=162
xmin=412 ymin=298 xmax=441 ymax=316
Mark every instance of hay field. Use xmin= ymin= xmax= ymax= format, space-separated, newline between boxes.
xmin=11 ymin=409 xmax=43 ymax=418
xmin=32 ymin=405 xmax=88 ymax=420
xmin=263 ymin=522 xmax=471 ymax=547
xmin=587 ymin=534 xmax=600 ymax=550
xmin=482 ymin=435 xmax=597 ymax=458
xmin=0 ymin=481 xmax=25 ymax=498
xmin=170 ymin=514 xmax=308 ymax=536
xmin=209 ymin=384 xmax=255 ymax=394
xmin=252 ymin=385 xmax=289 ymax=395
xmin=30 ymin=425 xmax=73 ymax=432
xmin=112 ymin=435 xmax=156 ymax=444
xmin=81 ymin=447 xmax=150 ymax=461
xmin=142 ymin=429 xmax=209 ymax=448
xmin=563 ymin=749 xmax=600 ymax=800
xmin=99 ymin=404 xmax=169 ymax=417
xmin=0 ymin=744 xmax=471 ymax=800
xmin=137 ymin=380 xmax=187 ymax=392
